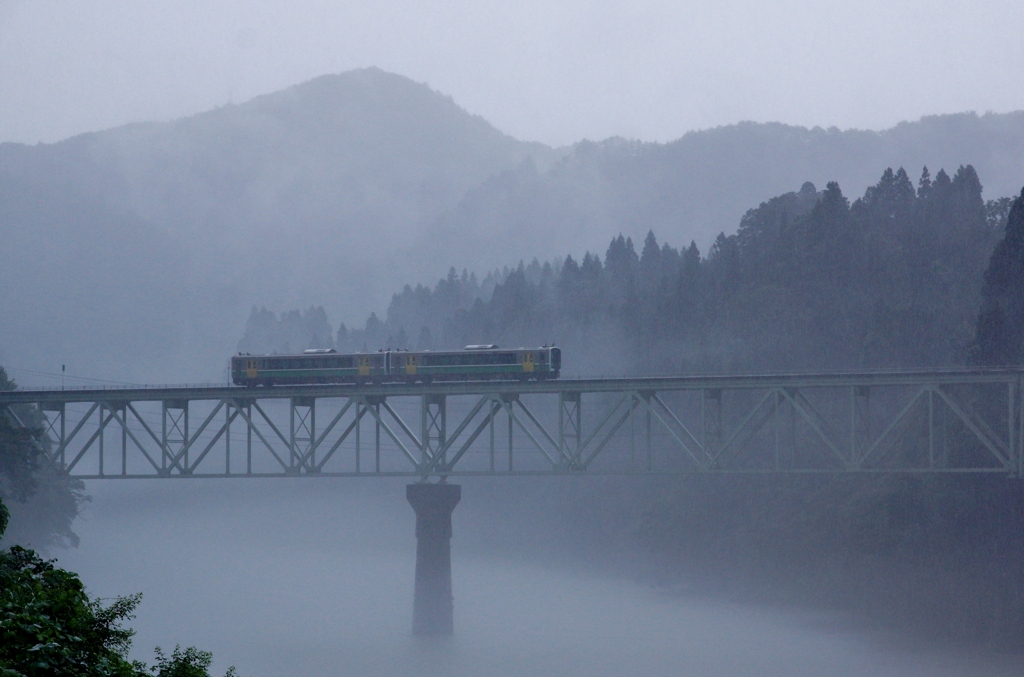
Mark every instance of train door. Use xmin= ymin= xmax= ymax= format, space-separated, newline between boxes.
xmin=523 ymin=352 xmax=535 ymax=373
xmin=246 ymin=360 xmax=258 ymax=379
xmin=358 ymin=356 xmax=371 ymax=376
xmin=405 ymin=354 xmax=417 ymax=375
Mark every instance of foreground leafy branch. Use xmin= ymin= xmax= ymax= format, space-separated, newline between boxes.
xmin=0 ymin=499 xmax=238 ymax=677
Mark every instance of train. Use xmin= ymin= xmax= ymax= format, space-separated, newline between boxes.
xmin=231 ymin=345 xmax=561 ymax=386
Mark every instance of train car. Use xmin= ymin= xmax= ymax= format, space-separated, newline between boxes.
xmin=231 ymin=345 xmax=560 ymax=386
xmin=231 ymin=349 xmax=388 ymax=386
xmin=391 ymin=346 xmax=560 ymax=382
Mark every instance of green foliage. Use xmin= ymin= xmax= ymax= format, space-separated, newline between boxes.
xmin=0 ymin=541 xmax=140 ymax=676
xmin=140 ymin=646 xmax=236 ymax=677
xmin=985 ymin=195 xmax=1015 ymax=232
xmin=972 ymin=187 xmax=1024 ymax=365
xmin=0 ymin=369 xmax=40 ymax=503
xmin=0 ymin=367 xmax=86 ymax=550
xmin=0 ymin=498 xmax=237 ymax=677
xmin=313 ymin=164 xmax=997 ymax=377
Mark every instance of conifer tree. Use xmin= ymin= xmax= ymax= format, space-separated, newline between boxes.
xmin=972 ymin=188 xmax=1024 ymax=365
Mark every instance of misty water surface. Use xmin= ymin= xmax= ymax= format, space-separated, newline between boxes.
xmin=55 ymin=480 xmax=1023 ymax=677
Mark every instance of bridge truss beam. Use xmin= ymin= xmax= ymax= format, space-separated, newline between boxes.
xmin=3 ymin=369 xmax=1023 ymax=479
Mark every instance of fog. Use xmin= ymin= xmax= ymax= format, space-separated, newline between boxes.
xmin=56 ymin=480 xmax=1024 ymax=677
xmin=4 ymin=2 xmax=1024 ymax=674
xmin=3 ymin=1 xmax=1024 ymax=146
xmin=2 ymin=70 xmax=1023 ymax=384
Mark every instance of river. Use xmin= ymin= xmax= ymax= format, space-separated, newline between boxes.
xmin=55 ymin=479 xmax=1023 ymax=677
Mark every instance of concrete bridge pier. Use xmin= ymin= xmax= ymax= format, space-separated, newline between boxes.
xmin=406 ymin=482 xmax=461 ymax=636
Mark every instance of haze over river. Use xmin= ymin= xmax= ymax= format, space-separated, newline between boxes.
xmin=57 ymin=480 xmax=1023 ymax=677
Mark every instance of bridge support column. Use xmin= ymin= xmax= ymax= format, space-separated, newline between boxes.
xmin=406 ymin=482 xmax=461 ymax=636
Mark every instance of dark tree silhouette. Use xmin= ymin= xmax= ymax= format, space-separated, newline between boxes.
xmin=0 ymin=367 xmax=85 ymax=550
xmin=972 ymin=187 xmax=1024 ymax=365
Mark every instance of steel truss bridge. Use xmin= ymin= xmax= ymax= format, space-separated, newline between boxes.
xmin=2 ymin=367 xmax=1023 ymax=480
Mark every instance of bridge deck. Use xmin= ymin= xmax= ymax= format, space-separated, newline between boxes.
xmin=1 ymin=367 xmax=1021 ymax=405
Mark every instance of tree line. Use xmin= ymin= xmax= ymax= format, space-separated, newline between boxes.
xmin=242 ymin=165 xmax=1008 ymax=377
xmin=234 ymin=165 xmax=1024 ymax=648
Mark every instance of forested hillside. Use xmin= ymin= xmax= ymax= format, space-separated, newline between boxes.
xmin=426 ymin=113 xmax=1024 ymax=276
xmin=247 ymin=164 xmax=1006 ymax=376
xmin=3 ymin=67 xmax=1024 ymax=384
xmin=243 ymin=169 xmax=1024 ymax=648
xmin=0 ymin=68 xmax=551 ymax=382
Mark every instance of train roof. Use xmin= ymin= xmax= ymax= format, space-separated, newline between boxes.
xmin=235 ymin=346 xmax=557 ymax=358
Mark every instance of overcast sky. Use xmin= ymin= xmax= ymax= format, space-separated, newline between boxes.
xmin=2 ymin=0 xmax=1023 ymax=147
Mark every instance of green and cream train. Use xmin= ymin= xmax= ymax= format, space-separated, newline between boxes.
xmin=231 ymin=345 xmax=561 ymax=386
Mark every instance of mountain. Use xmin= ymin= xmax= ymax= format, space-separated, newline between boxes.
xmin=0 ymin=68 xmax=552 ymax=382
xmin=2 ymin=67 xmax=1023 ymax=383
xmin=427 ymin=114 xmax=1024 ymax=274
